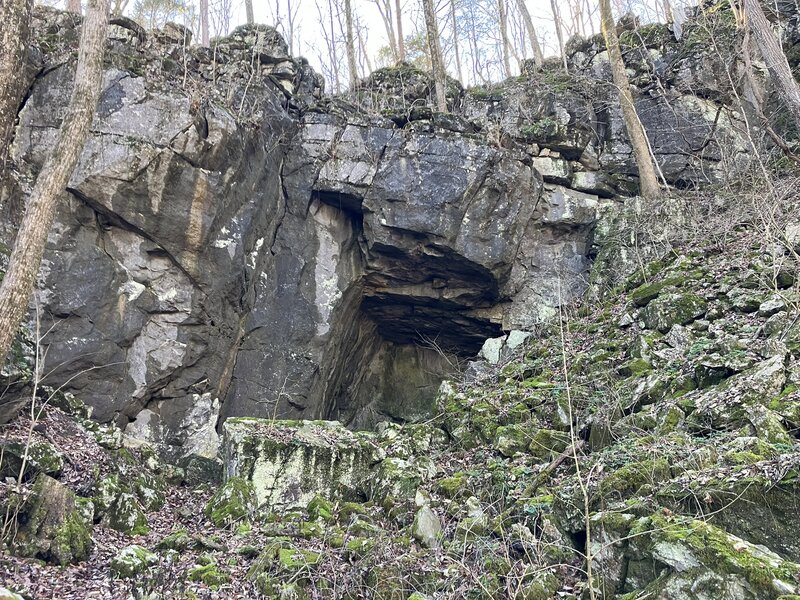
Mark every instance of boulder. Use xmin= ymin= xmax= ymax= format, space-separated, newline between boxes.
xmin=626 ymin=513 xmax=800 ymax=599
xmin=412 ymin=505 xmax=442 ymax=548
xmin=204 ymin=476 xmax=258 ymax=527
xmin=110 ymin=545 xmax=158 ymax=579
xmin=12 ymin=474 xmax=92 ymax=565
xmin=222 ymin=418 xmax=380 ymax=510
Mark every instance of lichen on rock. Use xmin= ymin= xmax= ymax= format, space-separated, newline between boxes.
xmin=12 ymin=473 xmax=92 ymax=565
xmin=204 ymin=476 xmax=257 ymax=527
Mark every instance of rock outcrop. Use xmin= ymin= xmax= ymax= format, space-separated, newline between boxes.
xmin=0 ymin=5 xmax=761 ymax=458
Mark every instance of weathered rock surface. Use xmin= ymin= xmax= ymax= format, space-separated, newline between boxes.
xmin=222 ymin=418 xmax=379 ymax=509
xmin=12 ymin=474 xmax=93 ymax=565
xmin=0 ymin=5 xmax=765 ymax=455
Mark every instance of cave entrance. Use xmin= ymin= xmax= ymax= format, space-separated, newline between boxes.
xmin=312 ymin=192 xmax=504 ymax=430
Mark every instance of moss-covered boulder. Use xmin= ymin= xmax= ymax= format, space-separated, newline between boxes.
xmin=596 ymin=458 xmax=672 ymax=501
xmin=437 ymin=471 xmax=469 ymax=499
xmin=629 ymin=275 xmax=686 ymax=307
xmin=103 ymin=492 xmax=149 ymax=536
xmin=110 ymin=544 xmax=158 ymax=578
xmin=187 ymin=560 xmax=231 ymax=589
xmin=156 ymin=528 xmax=191 ymax=552
xmin=686 ymin=355 xmax=787 ymax=433
xmin=204 ymin=476 xmax=257 ymax=527
xmin=306 ymin=494 xmax=334 ymax=522
xmin=658 ymin=461 xmax=800 ymax=563
xmin=0 ymin=587 xmax=25 ymax=600
xmin=93 ymin=474 xmax=125 ymax=513
xmin=0 ymin=441 xmax=64 ymax=479
xmin=627 ymin=513 xmax=800 ymax=599
xmin=493 ymin=424 xmax=530 ymax=457
xmin=369 ymin=456 xmax=436 ymax=502
xmin=132 ymin=471 xmax=166 ymax=511
xmin=222 ymin=418 xmax=380 ymax=510
xmin=12 ymin=473 xmax=92 ymax=565
xmin=527 ymin=429 xmax=571 ymax=460
xmin=641 ymin=292 xmax=707 ymax=333
xmin=180 ymin=454 xmax=223 ymax=486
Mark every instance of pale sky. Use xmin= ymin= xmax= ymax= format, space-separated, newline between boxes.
xmin=227 ymin=0 xmax=590 ymax=83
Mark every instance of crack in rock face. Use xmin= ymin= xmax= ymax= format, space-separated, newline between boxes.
xmin=0 ymin=6 xmax=754 ymax=455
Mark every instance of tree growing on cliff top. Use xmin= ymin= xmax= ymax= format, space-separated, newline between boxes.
xmin=422 ymin=0 xmax=448 ymax=111
xmin=515 ymin=0 xmax=543 ymax=69
xmin=0 ymin=0 xmax=109 ymax=368
xmin=345 ymin=0 xmax=359 ymax=86
xmin=599 ymin=0 xmax=660 ymax=199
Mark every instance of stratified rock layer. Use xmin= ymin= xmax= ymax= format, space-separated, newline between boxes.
xmin=0 ymin=7 xmax=758 ymax=454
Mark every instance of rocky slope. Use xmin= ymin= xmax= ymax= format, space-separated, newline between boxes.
xmin=1 ymin=177 xmax=799 ymax=599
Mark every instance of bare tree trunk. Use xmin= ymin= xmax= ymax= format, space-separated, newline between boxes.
xmin=550 ymin=0 xmax=568 ymax=71
xmin=111 ymin=0 xmax=129 ymax=16
xmin=396 ymin=0 xmax=405 ymax=62
xmin=357 ymin=21 xmax=373 ymax=75
xmin=515 ymin=0 xmax=543 ymax=68
xmin=320 ymin=0 xmax=341 ymax=93
xmin=344 ymin=0 xmax=359 ymax=86
xmin=599 ymin=0 xmax=659 ymax=199
xmin=498 ymin=0 xmax=512 ymax=77
xmin=450 ymin=0 xmax=464 ymax=83
xmin=200 ymin=0 xmax=209 ymax=45
xmin=0 ymin=0 xmax=34 ymax=175
xmin=662 ymin=0 xmax=673 ymax=23
xmin=285 ymin=0 xmax=299 ymax=55
xmin=67 ymin=0 xmax=82 ymax=13
xmin=745 ymin=0 xmax=800 ymax=132
xmin=245 ymin=0 xmax=254 ymax=24
xmin=584 ymin=0 xmax=596 ymax=34
xmin=422 ymin=0 xmax=447 ymax=111
xmin=0 ymin=0 xmax=109 ymax=368
xmin=572 ymin=0 xmax=585 ymax=36
xmin=372 ymin=0 xmax=398 ymax=61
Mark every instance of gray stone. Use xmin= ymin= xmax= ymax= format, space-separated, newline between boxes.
xmin=12 ymin=474 xmax=93 ymax=566
xmin=531 ymin=156 xmax=572 ymax=185
xmin=222 ymin=418 xmax=380 ymax=510
xmin=412 ymin=505 xmax=442 ymax=548
xmin=110 ymin=545 xmax=158 ymax=579
xmin=478 ymin=336 xmax=506 ymax=364
xmin=759 ymin=297 xmax=786 ymax=318
xmin=1 ymin=4 xmax=763 ymax=456
xmin=641 ymin=293 xmax=707 ymax=333
xmin=786 ymin=222 xmax=800 ymax=253
xmin=570 ymin=170 xmax=616 ymax=198
xmin=506 ymin=330 xmax=532 ymax=350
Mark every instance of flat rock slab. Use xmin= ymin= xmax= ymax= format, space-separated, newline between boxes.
xmin=222 ymin=418 xmax=383 ymax=510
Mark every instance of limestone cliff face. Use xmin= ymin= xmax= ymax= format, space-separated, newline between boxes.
xmin=0 ymin=7 xmax=755 ymax=457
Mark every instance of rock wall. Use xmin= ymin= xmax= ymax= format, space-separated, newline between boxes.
xmin=0 ymin=6 xmax=759 ymax=458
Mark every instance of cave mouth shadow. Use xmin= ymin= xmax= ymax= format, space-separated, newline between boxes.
xmin=311 ymin=194 xmax=505 ymax=431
